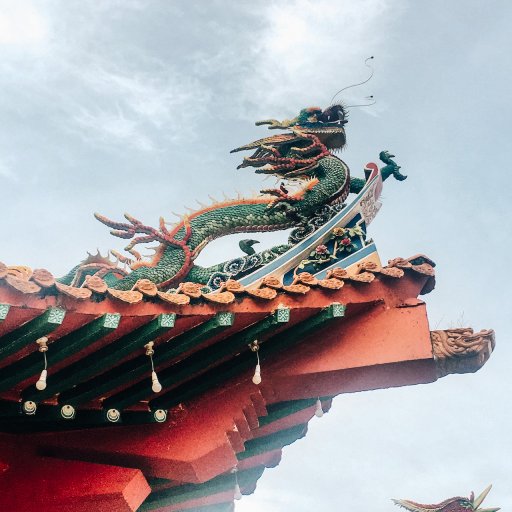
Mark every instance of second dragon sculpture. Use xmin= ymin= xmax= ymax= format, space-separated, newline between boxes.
xmin=394 ymin=485 xmax=499 ymax=512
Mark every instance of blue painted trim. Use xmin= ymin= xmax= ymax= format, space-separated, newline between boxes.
xmin=239 ymin=174 xmax=379 ymax=286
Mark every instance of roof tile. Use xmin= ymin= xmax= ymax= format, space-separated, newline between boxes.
xmin=202 ymin=291 xmax=236 ymax=304
xmin=133 ymin=279 xmax=158 ymax=297
xmin=317 ymin=278 xmax=345 ymax=290
xmin=106 ymin=288 xmax=143 ymax=304
xmin=282 ymin=284 xmax=310 ymax=294
xmin=157 ymin=291 xmax=191 ymax=305
xmin=246 ymin=287 xmax=278 ymax=300
xmin=84 ymin=275 xmax=108 ymax=294
xmin=31 ymin=269 xmax=56 ymax=288
xmin=5 ymin=275 xmax=41 ymax=294
xmin=55 ymin=282 xmax=92 ymax=300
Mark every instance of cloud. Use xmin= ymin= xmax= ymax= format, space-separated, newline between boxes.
xmin=72 ymin=107 xmax=156 ymax=152
xmin=239 ymin=0 xmax=401 ymax=116
xmin=0 ymin=1 xmax=49 ymax=46
xmin=0 ymin=158 xmax=17 ymax=182
xmin=67 ymin=60 xmax=209 ymax=150
xmin=0 ymin=3 xmax=210 ymax=152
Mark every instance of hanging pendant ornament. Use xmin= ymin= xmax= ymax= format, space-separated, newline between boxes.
xmin=151 ymin=371 xmax=162 ymax=393
xmin=315 ymin=397 xmax=324 ymax=418
xmin=35 ymin=336 xmax=49 ymax=391
xmin=234 ymin=482 xmax=242 ymax=501
xmin=145 ymin=342 xmax=162 ymax=393
xmin=249 ymin=340 xmax=261 ymax=385
xmin=231 ymin=467 xmax=242 ymax=500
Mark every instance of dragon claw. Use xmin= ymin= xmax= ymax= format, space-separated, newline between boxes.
xmin=261 ymin=186 xmax=301 ymax=211
xmin=379 ymin=150 xmax=407 ymax=182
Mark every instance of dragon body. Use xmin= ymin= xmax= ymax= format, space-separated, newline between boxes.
xmin=60 ymin=105 xmax=405 ymax=290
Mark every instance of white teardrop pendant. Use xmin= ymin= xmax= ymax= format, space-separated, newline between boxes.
xmin=252 ymin=363 xmax=261 ymax=385
xmin=315 ymin=398 xmax=324 ymax=418
xmin=151 ymin=371 xmax=162 ymax=393
xmin=36 ymin=369 xmax=47 ymax=391
xmin=234 ymin=482 xmax=242 ymax=500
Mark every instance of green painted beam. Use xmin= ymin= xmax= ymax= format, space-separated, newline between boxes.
xmin=0 ymin=307 xmax=65 ymax=359
xmin=257 ymin=396 xmax=332 ymax=427
xmin=179 ymin=503 xmax=234 ymax=512
xmin=0 ymin=400 xmax=23 ymax=419
xmin=183 ymin=503 xmax=234 ymax=512
xmin=0 ymin=304 xmax=10 ymax=322
xmin=0 ymin=404 xmax=175 ymax=433
xmin=22 ymin=313 xmax=176 ymax=402
xmin=59 ymin=312 xmax=235 ymax=407
xmin=139 ymin=466 xmax=265 ymax=511
xmin=236 ymin=423 xmax=308 ymax=460
xmin=0 ymin=313 xmax=120 ymax=392
xmin=146 ymin=477 xmax=175 ymax=488
xmin=258 ymin=398 xmax=317 ymax=427
xmin=150 ymin=303 xmax=345 ymax=410
xmin=105 ymin=308 xmax=290 ymax=411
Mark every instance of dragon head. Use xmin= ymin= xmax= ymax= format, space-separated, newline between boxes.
xmin=393 ymin=485 xmax=499 ymax=512
xmin=256 ymin=104 xmax=348 ymax=151
xmin=231 ymin=104 xmax=348 ymax=180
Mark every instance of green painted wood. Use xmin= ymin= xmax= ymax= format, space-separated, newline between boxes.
xmin=22 ymin=313 xmax=176 ymax=401
xmin=0 ymin=313 xmax=120 ymax=392
xmin=144 ymin=502 xmax=234 ymax=512
xmin=139 ymin=466 xmax=265 ymax=511
xmin=257 ymin=398 xmax=317 ymax=427
xmin=236 ymin=423 xmax=308 ymax=461
xmin=0 ymin=400 xmax=23 ymax=419
xmin=146 ymin=477 xmax=174 ymax=488
xmin=0 ymin=307 xmax=65 ymax=359
xmin=0 ymin=304 xmax=10 ymax=322
xmin=150 ymin=303 xmax=345 ymax=410
xmin=0 ymin=404 xmax=175 ymax=433
xmin=59 ymin=312 xmax=235 ymax=406
xmin=181 ymin=503 xmax=235 ymax=512
xmin=105 ymin=308 xmax=290 ymax=410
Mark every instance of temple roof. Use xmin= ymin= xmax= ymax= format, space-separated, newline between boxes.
xmin=0 ymin=252 xmax=495 ymax=512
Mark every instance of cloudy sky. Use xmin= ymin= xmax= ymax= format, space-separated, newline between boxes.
xmin=0 ymin=0 xmax=510 ymax=510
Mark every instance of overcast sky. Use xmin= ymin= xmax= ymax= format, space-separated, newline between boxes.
xmin=0 ymin=1 xmax=510 ymax=510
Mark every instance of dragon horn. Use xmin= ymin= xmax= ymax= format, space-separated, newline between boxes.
xmin=473 ymin=485 xmax=492 ymax=509
xmin=255 ymin=117 xmax=298 ymax=129
xmin=472 ymin=485 xmax=500 ymax=512
xmin=472 ymin=485 xmax=500 ymax=511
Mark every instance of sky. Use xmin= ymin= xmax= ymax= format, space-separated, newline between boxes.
xmin=0 ymin=0 xmax=510 ymax=510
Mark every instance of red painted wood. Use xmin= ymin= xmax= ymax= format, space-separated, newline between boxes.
xmin=0 ymin=274 xmax=439 ymax=511
xmin=0 ymin=455 xmax=150 ymax=512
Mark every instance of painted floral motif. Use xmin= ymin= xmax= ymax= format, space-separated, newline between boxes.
xmin=294 ymin=224 xmax=366 ymax=275
xmin=328 ymin=225 xmax=365 ymax=254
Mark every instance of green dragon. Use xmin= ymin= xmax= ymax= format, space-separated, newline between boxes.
xmin=59 ymin=105 xmax=406 ymax=290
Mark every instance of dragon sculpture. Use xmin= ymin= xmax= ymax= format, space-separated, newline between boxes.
xmin=59 ymin=105 xmax=406 ymax=291
xmin=394 ymin=485 xmax=500 ymax=512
